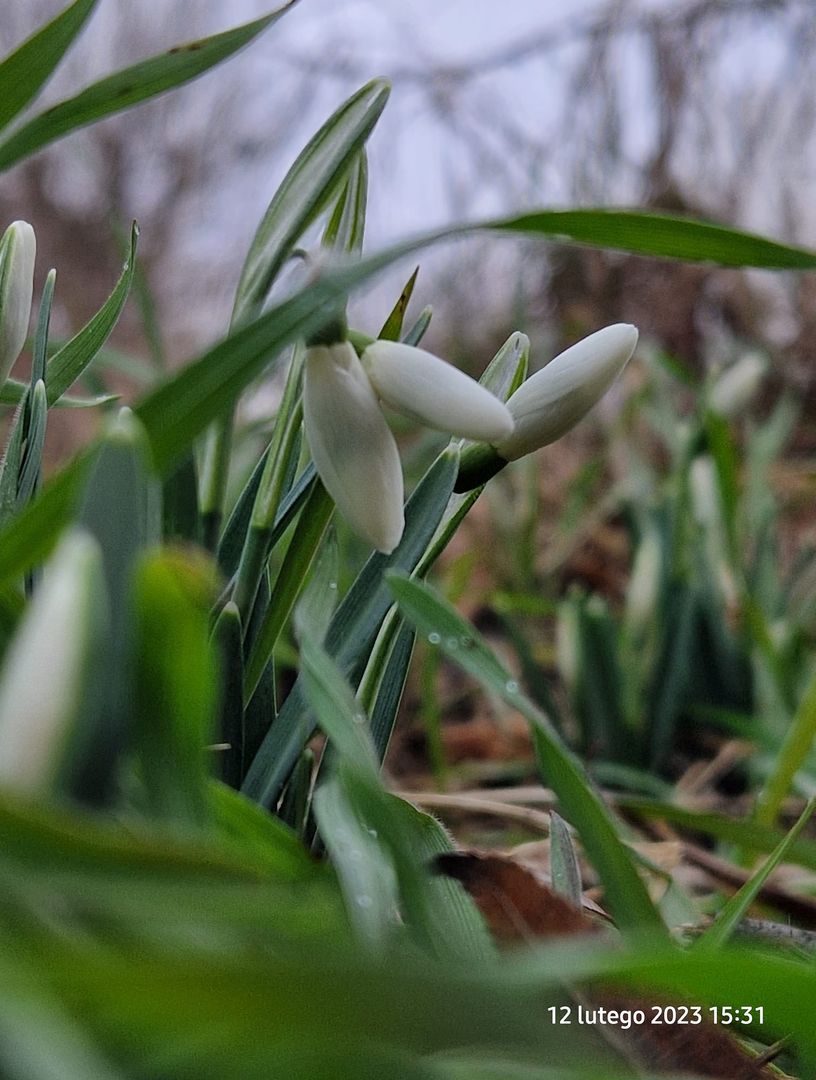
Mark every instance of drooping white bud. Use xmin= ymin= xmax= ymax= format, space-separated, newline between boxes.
xmin=708 ymin=351 xmax=766 ymax=418
xmin=495 ymin=324 xmax=638 ymax=461
xmin=0 ymin=220 xmax=36 ymax=389
xmin=361 ymin=339 xmax=514 ymax=442
xmin=303 ymin=342 xmax=404 ymax=553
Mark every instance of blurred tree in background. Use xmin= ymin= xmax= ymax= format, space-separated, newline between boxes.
xmin=3 ymin=0 xmax=816 ymax=383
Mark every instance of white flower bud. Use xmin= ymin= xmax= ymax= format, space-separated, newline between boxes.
xmin=0 ymin=221 xmax=36 ymax=389
xmin=495 ymin=324 xmax=638 ymax=461
xmin=361 ymin=339 xmax=514 ymax=442
xmin=304 ymin=342 xmax=404 ymax=554
xmin=0 ymin=530 xmax=104 ymax=795
xmin=709 ymin=351 xmax=766 ymax=417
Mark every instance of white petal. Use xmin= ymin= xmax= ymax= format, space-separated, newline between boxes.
xmin=362 ymin=340 xmax=514 ymax=442
xmin=304 ymin=342 xmax=404 ymax=553
xmin=496 ymin=324 xmax=637 ymax=461
xmin=0 ymin=220 xmax=36 ymax=387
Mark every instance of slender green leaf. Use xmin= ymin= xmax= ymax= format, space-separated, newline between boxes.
xmin=244 ymin=480 xmax=334 ymax=700
xmin=549 ymin=811 xmax=582 ymax=907
xmin=369 ymin=621 xmax=416 ymax=763
xmin=232 ymin=80 xmax=387 ymax=320
xmin=212 ymin=601 xmax=244 ymax=789
xmin=0 ymin=0 xmax=99 ymax=132
xmin=242 ymin=449 xmax=458 ymax=807
xmin=322 ymin=150 xmax=368 ymax=256
xmin=72 ymin=410 xmax=158 ymax=803
xmin=495 ymin=208 xmax=816 ymax=268
xmin=0 ymin=784 xmax=297 ymax=884
xmin=313 ymin=776 xmax=398 ymax=948
xmin=0 ymin=6 xmax=298 ymax=171
xmin=387 ymin=572 xmax=665 ymax=937
xmin=0 ymin=453 xmax=90 ymax=586
xmin=162 ymin=452 xmax=200 ymax=544
xmin=298 ymin=631 xmax=378 ymax=775
xmin=756 ymin=665 xmax=816 ymax=827
xmin=31 ymin=268 xmax=55 ymax=387
xmin=341 ymin=768 xmax=495 ymax=961
xmin=647 ymin=583 xmax=697 ymax=768
xmin=292 ymin=529 xmax=339 ymax=647
xmin=402 ymin=305 xmax=432 ymax=346
xmin=379 ymin=266 xmax=419 ymax=341
xmin=217 ymin=444 xmax=272 ymax=576
xmin=618 ymin=796 xmax=816 ymax=871
xmin=700 ymin=798 xmax=816 ymax=948
xmin=45 ymin=223 xmax=138 ymax=404
xmin=16 ymin=379 xmax=47 ymax=507
xmin=1 ymin=380 xmax=117 ymax=407
xmin=209 ymin=780 xmax=318 ymax=881
xmin=0 ymin=395 xmax=28 ymax=526
xmin=232 ymin=347 xmax=306 ymax=621
xmin=132 ymin=550 xmax=219 ymax=826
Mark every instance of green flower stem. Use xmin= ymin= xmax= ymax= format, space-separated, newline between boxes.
xmin=198 ymin=413 xmax=233 ymax=552
xmin=232 ymin=349 xmax=305 ymax=622
xmin=244 ymin=480 xmax=334 ymax=702
xmin=349 ymin=483 xmax=484 ymax=768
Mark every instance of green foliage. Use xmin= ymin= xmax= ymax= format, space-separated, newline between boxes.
xmin=2 ymin=2 xmax=816 ymax=1074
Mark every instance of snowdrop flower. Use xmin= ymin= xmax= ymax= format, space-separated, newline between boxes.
xmin=708 ymin=351 xmax=766 ymax=418
xmin=0 ymin=220 xmax=36 ymax=390
xmin=495 ymin=323 xmax=638 ymax=461
xmin=303 ymin=339 xmax=513 ymax=553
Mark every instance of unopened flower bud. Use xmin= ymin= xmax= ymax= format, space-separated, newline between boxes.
xmin=709 ymin=351 xmax=766 ymax=418
xmin=0 ymin=220 xmax=36 ymax=389
xmin=361 ymin=339 xmax=514 ymax=442
xmin=0 ymin=530 xmax=104 ymax=795
xmin=496 ymin=324 xmax=638 ymax=461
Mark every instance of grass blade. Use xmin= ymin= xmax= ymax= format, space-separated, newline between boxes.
xmin=386 ymin=572 xmax=665 ymax=937
xmin=0 ymin=0 xmax=98 ymax=132
xmin=45 ymin=223 xmax=138 ymax=404
xmin=699 ymin=798 xmax=816 ymax=949
xmin=0 ymin=6 xmax=298 ymax=171
xmin=494 ymin=208 xmax=816 ymax=268
xmin=755 ymin=666 xmax=816 ymax=827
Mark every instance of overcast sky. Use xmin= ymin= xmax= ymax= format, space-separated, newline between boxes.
xmin=2 ymin=0 xmax=813 ymax=352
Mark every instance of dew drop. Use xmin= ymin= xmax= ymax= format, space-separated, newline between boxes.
xmin=504 ymin=679 xmax=519 ymax=695
xmin=355 ymin=894 xmax=373 ymax=909
xmin=445 ymin=636 xmax=459 ymax=650
xmin=353 ymin=712 xmax=366 ymax=725
xmin=427 ymin=632 xmax=441 ymax=645
xmin=329 ymin=581 xmax=338 ymax=591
